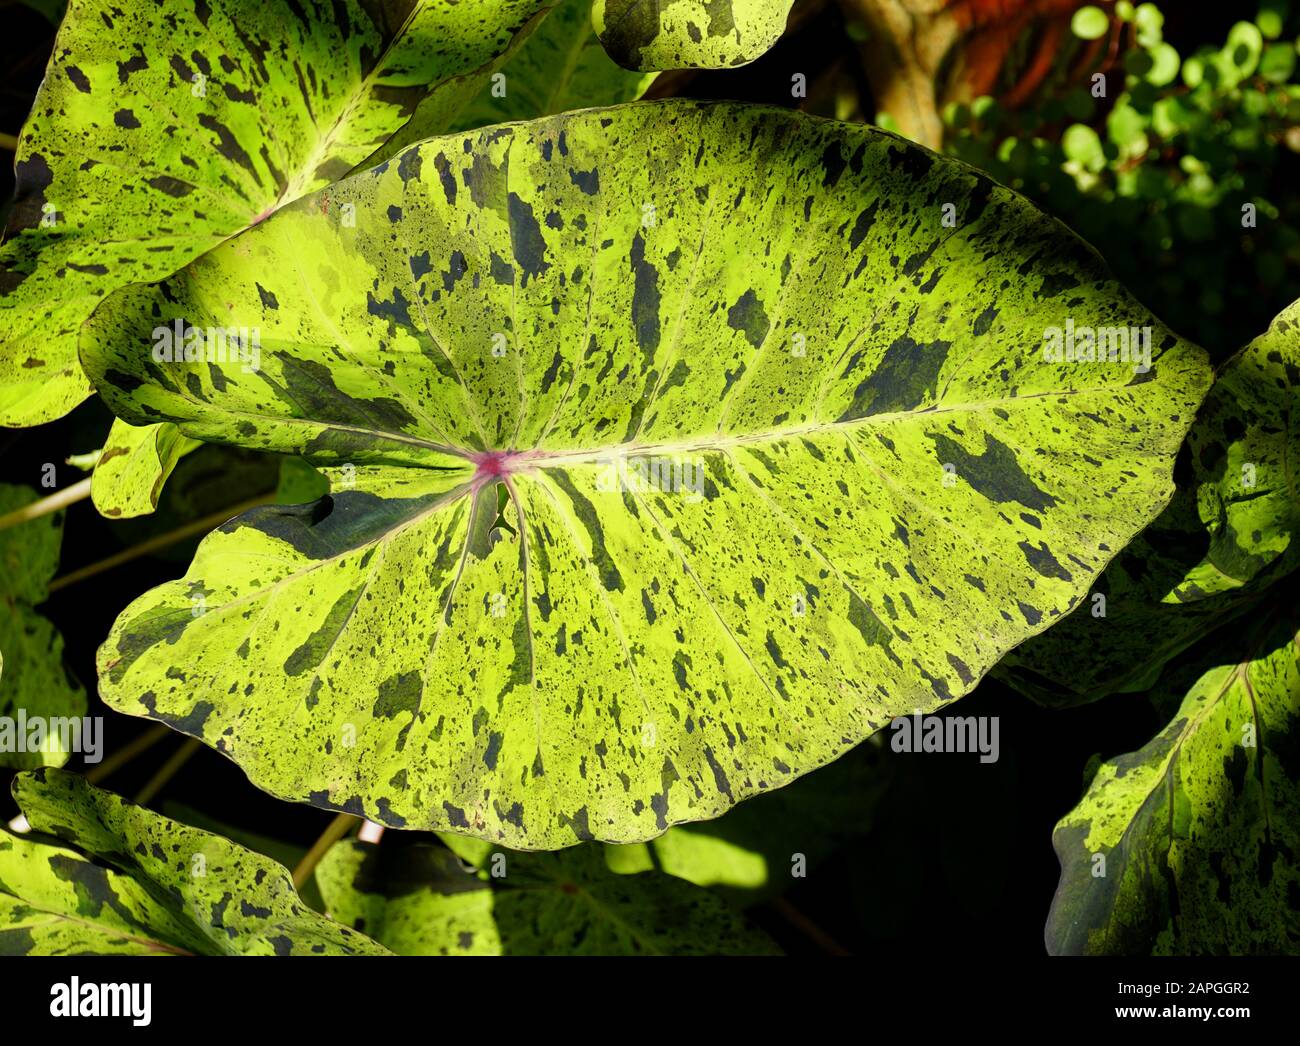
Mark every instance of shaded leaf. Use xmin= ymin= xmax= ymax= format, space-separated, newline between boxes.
xmin=91 ymin=420 xmax=201 ymax=519
xmin=276 ymin=456 xmax=332 ymax=505
xmin=592 ymin=0 xmax=796 ymax=70
xmin=606 ymin=736 xmax=894 ymax=901
xmin=319 ymin=837 xmax=780 ymax=953
xmin=0 ymin=484 xmax=84 ymax=770
xmin=317 ymin=840 xmax=500 ymax=954
xmin=1000 ymin=299 xmax=1300 ymax=703
xmin=0 ymin=0 xmax=551 ymax=426
xmin=83 ymin=100 xmax=1209 ymax=847
xmin=0 ymin=768 xmax=390 ymax=955
xmin=1045 ymin=601 xmax=1300 ymax=955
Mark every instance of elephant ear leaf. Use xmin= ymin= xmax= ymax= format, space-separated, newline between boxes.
xmin=0 ymin=484 xmax=85 ymax=769
xmin=1045 ymin=601 xmax=1300 ymax=955
xmin=318 ymin=837 xmax=780 ymax=954
xmin=82 ymin=100 xmax=1209 ymax=848
xmin=592 ymin=0 xmax=796 ymax=70
xmin=1 ymin=768 xmax=390 ymax=955
xmin=91 ymin=420 xmax=201 ymax=519
xmin=1000 ymin=299 xmax=1300 ymax=704
xmin=0 ymin=0 xmax=552 ymax=427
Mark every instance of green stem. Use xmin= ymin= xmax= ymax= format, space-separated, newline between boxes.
xmin=0 ymin=133 xmax=18 ymax=152
xmin=85 ymin=723 xmax=172 ymax=785
xmin=134 ymin=737 xmax=201 ymax=806
xmin=292 ymin=813 xmax=359 ymax=890
xmin=47 ymin=493 xmax=272 ymax=593
xmin=0 ymin=477 xmax=92 ymax=533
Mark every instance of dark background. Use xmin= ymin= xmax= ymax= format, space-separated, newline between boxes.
xmin=0 ymin=1 xmax=1278 ymax=955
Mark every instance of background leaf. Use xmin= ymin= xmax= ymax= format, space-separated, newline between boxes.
xmin=1000 ymin=298 xmax=1300 ymax=704
xmin=91 ymin=419 xmax=200 ymax=519
xmin=1045 ymin=600 xmax=1300 ymax=955
xmin=591 ymin=0 xmax=796 ymax=71
xmin=0 ymin=768 xmax=390 ymax=955
xmin=318 ymin=836 xmax=780 ymax=954
xmin=0 ymin=0 xmax=552 ymax=426
xmin=0 ymin=483 xmax=84 ymax=769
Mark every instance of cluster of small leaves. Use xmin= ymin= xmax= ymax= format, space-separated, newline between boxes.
xmin=946 ymin=0 xmax=1300 ymax=357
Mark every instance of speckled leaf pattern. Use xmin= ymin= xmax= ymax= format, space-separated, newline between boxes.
xmin=1046 ymin=603 xmax=1300 ymax=955
xmin=92 ymin=420 xmax=201 ymax=518
xmin=319 ymin=837 xmax=779 ymax=953
xmin=316 ymin=839 xmax=500 ymax=954
xmin=0 ymin=0 xmax=551 ymax=426
xmin=0 ymin=768 xmax=391 ymax=955
xmin=1000 ymin=299 xmax=1300 ymax=704
xmin=450 ymin=0 xmax=655 ymax=130
xmin=0 ymin=484 xmax=84 ymax=769
xmin=592 ymin=0 xmax=795 ymax=70
xmin=82 ymin=101 xmax=1209 ymax=847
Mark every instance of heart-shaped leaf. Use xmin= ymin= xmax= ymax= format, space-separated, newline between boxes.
xmin=1045 ymin=600 xmax=1300 ymax=955
xmin=0 ymin=0 xmax=552 ymax=426
xmin=592 ymin=0 xmax=796 ymax=70
xmin=83 ymin=101 xmax=1209 ymax=847
xmin=0 ymin=484 xmax=85 ymax=769
xmin=1 ymin=768 xmax=390 ymax=954
xmin=317 ymin=836 xmax=780 ymax=953
xmin=1000 ymin=299 xmax=1300 ymax=704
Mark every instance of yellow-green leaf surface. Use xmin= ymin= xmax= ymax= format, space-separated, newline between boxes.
xmin=83 ymin=101 xmax=1209 ymax=848
xmin=0 ymin=0 xmax=551 ymax=426
xmin=0 ymin=484 xmax=85 ymax=770
xmin=317 ymin=837 xmax=779 ymax=953
xmin=1001 ymin=300 xmax=1300 ymax=704
xmin=91 ymin=419 xmax=201 ymax=518
xmin=1046 ymin=601 xmax=1300 ymax=955
xmin=451 ymin=0 xmax=656 ymax=130
xmin=0 ymin=768 xmax=390 ymax=955
xmin=592 ymin=0 xmax=795 ymax=70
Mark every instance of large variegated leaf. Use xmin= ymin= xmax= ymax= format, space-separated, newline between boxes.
xmin=1 ymin=768 xmax=390 ymax=954
xmin=592 ymin=0 xmax=796 ymax=70
xmin=0 ymin=484 xmax=85 ymax=769
xmin=1000 ymin=300 xmax=1300 ymax=704
xmin=91 ymin=419 xmax=201 ymax=518
xmin=1046 ymin=601 xmax=1300 ymax=955
xmin=317 ymin=837 xmax=779 ymax=953
xmin=0 ymin=0 xmax=551 ymax=426
xmin=82 ymin=101 xmax=1209 ymax=847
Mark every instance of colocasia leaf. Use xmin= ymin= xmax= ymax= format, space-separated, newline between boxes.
xmin=0 ymin=0 xmax=552 ymax=426
xmin=591 ymin=0 xmax=796 ymax=71
xmin=1000 ymin=299 xmax=1300 ymax=704
xmin=91 ymin=419 xmax=201 ymax=519
xmin=0 ymin=484 xmax=85 ymax=769
xmin=0 ymin=768 xmax=390 ymax=955
xmin=83 ymin=101 xmax=1209 ymax=847
xmin=450 ymin=0 xmax=656 ymax=131
xmin=317 ymin=837 xmax=780 ymax=954
xmin=1046 ymin=601 xmax=1300 ymax=955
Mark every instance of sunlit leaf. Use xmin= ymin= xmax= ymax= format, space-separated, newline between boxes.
xmin=83 ymin=100 xmax=1209 ymax=846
